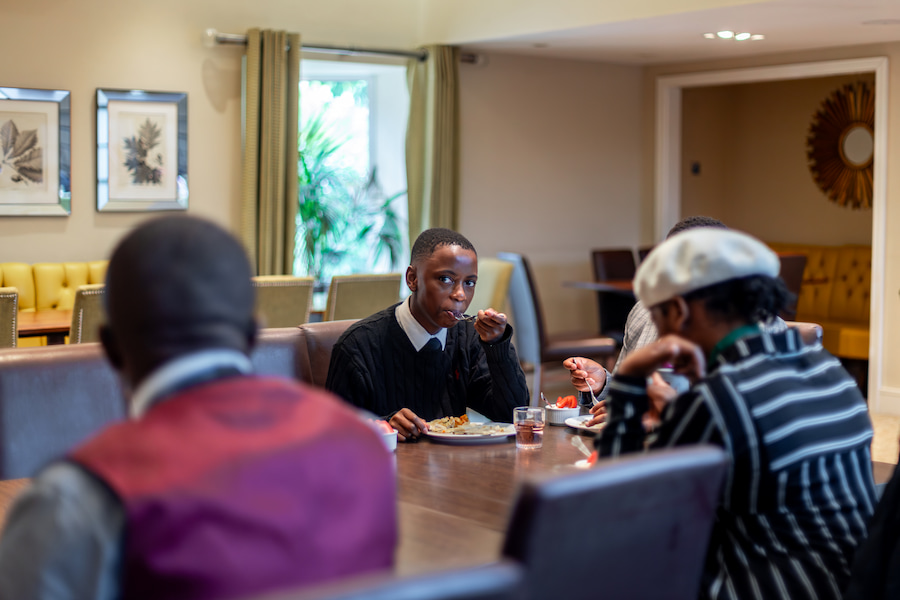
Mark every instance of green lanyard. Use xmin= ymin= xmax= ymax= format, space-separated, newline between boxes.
xmin=708 ymin=324 xmax=760 ymax=366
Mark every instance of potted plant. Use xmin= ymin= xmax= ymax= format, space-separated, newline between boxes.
xmin=296 ymin=112 xmax=405 ymax=288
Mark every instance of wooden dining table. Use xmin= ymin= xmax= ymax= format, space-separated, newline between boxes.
xmin=17 ymin=310 xmax=72 ymax=345
xmin=0 ymin=425 xmax=893 ymax=577
xmin=394 ymin=422 xmax=586 ymax=575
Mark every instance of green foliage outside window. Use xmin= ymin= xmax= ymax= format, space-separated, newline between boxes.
xmin=295 ymin=80 xmax=405 ymax=287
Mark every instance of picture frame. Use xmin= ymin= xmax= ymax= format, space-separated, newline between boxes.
xmin=0 ymin=87 xmax=71 ymax=216
xmin=96 ymin=88 xmax=188 ymax=212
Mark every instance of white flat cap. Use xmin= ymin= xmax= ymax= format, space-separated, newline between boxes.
xmin=634 ymin=228 xmax=780 ymax=308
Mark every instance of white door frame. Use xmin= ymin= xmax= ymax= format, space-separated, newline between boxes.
xmin=655 ymin=57 xmax=889 ymax=409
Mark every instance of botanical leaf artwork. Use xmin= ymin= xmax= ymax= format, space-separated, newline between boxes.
xmin=0 ymin=119 xmax=43 ymax=185
xmin=123 ymin=118 xmax=163 ymax=185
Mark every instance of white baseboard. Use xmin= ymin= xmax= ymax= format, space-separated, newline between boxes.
xmin=872 ymin=387 xmax=900 ymax=416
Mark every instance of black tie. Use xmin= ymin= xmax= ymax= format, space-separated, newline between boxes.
xmin=422 ymin=337 xmax=442 ymax=352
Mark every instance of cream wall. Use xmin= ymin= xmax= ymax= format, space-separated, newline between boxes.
xmin=681 ymin=74 xmax=873 ymax=245
xmin=1 ymin=0 xmax=646 ymax=337
xmin=643 ymin=41 xmax=900 ymax=410
xmin=681 ymin=86 xmax=733 ymax=222
xmin=0 ymin=0 xmax=421 ymax=264
xmin=457 ymin=52 xmax=643 ymax=334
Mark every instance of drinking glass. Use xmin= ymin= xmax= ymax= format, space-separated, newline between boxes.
xmin=514 ymin=406 xmax=545 ymax=450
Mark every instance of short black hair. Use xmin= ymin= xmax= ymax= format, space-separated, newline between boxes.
xmin=666 ymin=215 xmax=727 ymax=239
xmin=409 ymin=228 xmax=476 ymax=265
xmin=105 ymin=215 xmax=256 ymax=362
xmin=682 ymin=275 xmax=791 ymax=324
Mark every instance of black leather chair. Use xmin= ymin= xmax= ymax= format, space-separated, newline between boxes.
xmin=243 ymin=561 xmax=523 ymax=600
xmin=502 ymin=446 xmax=728 ymax=600
xmin=590 ymin=248 xmax=638 ymax=342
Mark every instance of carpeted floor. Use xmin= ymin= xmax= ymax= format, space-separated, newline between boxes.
xmin=871 ymin=413 xmax=900 ymax=465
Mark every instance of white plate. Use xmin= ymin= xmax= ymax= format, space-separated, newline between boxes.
xmin=424 ymin=423 xmax=515 ymax=445
xmin=565 ymin=415 xmax=606 ymax=435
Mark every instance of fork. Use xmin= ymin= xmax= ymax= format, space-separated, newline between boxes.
xmin=570 ymin=435 xmax=593 ymax=458
xmin=453 ymin=313 xmax=478 ymax=322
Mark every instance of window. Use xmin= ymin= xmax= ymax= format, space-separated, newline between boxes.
xmin=295 ymin=60 xmax=409 ymax=288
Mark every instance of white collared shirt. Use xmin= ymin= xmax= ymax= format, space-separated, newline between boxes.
xmin=129 ymin=349 xmax=253 ymax=419
xmin=395 ymin=296 xmax=447 ymax=351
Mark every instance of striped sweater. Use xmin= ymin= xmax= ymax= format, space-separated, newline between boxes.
xmin=325 ymin=304 xmax=528 ymax=423
xmin=597 ymin=327 xmax=876 ymax=600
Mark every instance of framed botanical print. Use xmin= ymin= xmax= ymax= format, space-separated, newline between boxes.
xmin=0 ymin=87 xmax=71 ymax=216
xmin=96 ymin=88 xmax=188 ymax=212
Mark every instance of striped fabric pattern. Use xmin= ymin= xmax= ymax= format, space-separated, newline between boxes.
xmin=598 ymin=328 xmax=876 ymax=600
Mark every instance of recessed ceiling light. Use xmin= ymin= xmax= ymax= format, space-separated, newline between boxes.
xmin=703 ymin=31 xmax=765 ymax=41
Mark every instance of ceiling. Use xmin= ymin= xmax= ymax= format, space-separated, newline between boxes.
xmin=460 ymin=0 xmax=900 ymax=65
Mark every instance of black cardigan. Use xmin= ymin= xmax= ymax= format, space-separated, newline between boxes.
xmin=325 ymin=304 xmax=528 ymax=423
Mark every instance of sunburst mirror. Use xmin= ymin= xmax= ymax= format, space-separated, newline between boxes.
xmin=806 ymin=82 xmax=875 ymax=210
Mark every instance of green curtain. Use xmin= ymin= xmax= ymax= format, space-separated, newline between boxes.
xmin=240 ymin=28 xmax=300 ymax=275
xmin=406 ymin=45 xmax=460 ymax=244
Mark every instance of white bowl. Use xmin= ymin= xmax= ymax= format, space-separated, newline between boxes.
xmin=545 ymin=405 xmax=580 ymax=426
xmin=381 ymin=429 xmax=398 ymax=452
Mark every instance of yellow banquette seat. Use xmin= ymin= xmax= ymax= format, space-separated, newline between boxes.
xmin=0 ymin=261 xmax=108 ymax=346
xmin=767 ymin=243 xmax=870 ymax=360
xmin=0 ymin=261 xmax=108 ymax=312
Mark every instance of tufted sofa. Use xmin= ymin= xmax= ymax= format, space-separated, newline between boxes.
xmin=767 ymin=243 xmax=870 ymax=360
xmin=0 ymin=320 xmax=356 ymax=479
xmin=0 ymin=261 xmax=108 ymax=312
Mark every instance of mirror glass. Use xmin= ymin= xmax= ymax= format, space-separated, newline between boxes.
xmin=841 ymin=125 xmax=874 ymax=167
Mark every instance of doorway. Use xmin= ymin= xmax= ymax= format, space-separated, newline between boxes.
xmin=655 ymin=57 xmax=889 ymax=408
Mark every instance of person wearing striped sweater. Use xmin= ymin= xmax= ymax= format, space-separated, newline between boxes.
xmin=596 ymin=228 xmax=876 ymax=600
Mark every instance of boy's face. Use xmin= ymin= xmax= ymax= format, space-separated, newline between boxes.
xmin=406 ymin=244 xmax=478 ymax=335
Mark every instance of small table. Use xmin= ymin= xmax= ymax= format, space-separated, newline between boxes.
xmin=17 ymin=310 xmax=72 ymax=345
xmin=563 ymin=280 xmax=636 ymax=338
xmin=562 ymin=279 xmax=635 ymax=296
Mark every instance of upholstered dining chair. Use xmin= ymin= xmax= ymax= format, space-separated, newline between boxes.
xmin=590 ymin=248 xmax=638 ymax=341
xmin=467 ymin=257 xmax=514 ymax=315
xmin=777 ymin=253 xmax=808 ymax=321
xmin=502 ymin=445 xmax=728 ymax=600
xmin=251 ymin=275 xmax=315 ymax=328
xmin=0 ymin=287 xmax=17 ymax=348
xmin=637 ymin=245 xmax=655 ymax=263
xmin=497 ymin=252 xmax=617 ymax=406
xmin=591 ymin=248 xmax=637 ymax=281
xmin=69 ymin=283 xmax=106 ymax=344
xmin=324 ymin=273 xmax=402 ymax=321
